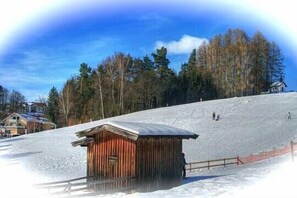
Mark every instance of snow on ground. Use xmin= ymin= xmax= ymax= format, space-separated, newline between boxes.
xmin=0 ymin=92 xmax=297 ymax=197
xmin=123 ymin=155 xmax=297 ymax=198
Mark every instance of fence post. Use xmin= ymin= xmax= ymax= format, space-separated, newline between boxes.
xmin=224 ymin=158 xmax=226 ymax=167
xmin=291 ymin=141 xmax=294 ymax=162
xmin=190 ymin=163 xmax=192 ymax=172
xmin=65 ymin=182 xmax=71 ymax=196
xmin=208 ymin=161 xmax=210 ymax=169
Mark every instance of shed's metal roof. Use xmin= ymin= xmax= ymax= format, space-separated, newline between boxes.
xmin=105 ymin=121 xmax=197 ymax=137
xmin=72 ymin=121 xmax=198 ymax=147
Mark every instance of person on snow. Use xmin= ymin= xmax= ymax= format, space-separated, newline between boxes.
xmin=181 ymin=153 xmax=188 ymax=179
xmin=212 ymin=112 xmax=216 ymax=120
xmin=215 ymin=114 xmax=220 ymax=121
xmin=288 ymin=112 xmax=292 ymax=119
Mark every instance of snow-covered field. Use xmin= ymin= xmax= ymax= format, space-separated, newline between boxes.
xmin=124 ymin=155 xmax=297 ymax=198
xmin=0 ymin=92 xmax=297 ymax=197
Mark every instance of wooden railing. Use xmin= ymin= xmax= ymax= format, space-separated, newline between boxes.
xmin=186 ymin=157 xmax=243 ymax=172
xmin=34 ymin=175 xmax=137 ymax=196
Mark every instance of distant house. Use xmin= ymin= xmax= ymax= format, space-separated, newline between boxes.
xmin=270 ymin=81 xmax=287 ymax=93
xmin=27 ymin=102 xmax=47 ymax=116
xmin=72 ymin=121 xmax=198 ymax=192
xmin=1 ymin=113 xmax=56 ymax=136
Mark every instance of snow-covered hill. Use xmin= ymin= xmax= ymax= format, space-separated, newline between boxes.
xmin=1 ymin=92 xmax=297 ymax=197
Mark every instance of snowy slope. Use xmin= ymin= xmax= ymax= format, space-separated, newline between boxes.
xmin=0 ymin=92 xmax=297 ymax=197
xmin=122 ymin=155 xmax=297 ymax=198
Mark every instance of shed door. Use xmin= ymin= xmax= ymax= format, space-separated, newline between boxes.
xmin=91 ymin=131 xmax=136 ymax=179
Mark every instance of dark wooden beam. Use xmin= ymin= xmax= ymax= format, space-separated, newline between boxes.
xmin=71 ymin=137 xmax=94 ymax=147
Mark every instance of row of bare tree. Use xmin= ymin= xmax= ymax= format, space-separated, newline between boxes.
xmin=44 ymin=29 xmax=284 ymax=127
xmin=0 ymin=89 xmax=26 ymax=119
xmin=47 ymin=49 xmax=176 ymax=126
xmin=196 ymin=29 xmax=285 ymax=97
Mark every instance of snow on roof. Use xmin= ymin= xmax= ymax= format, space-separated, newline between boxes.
xmin=2 ymin=113 xmax=57 ymax=127
xmin=73 ymin=121 xmax=198 ymax=145
xmin=20 ymin=114 xmax=41 ymax=123
xmin=270 ymin=81 xmax=287 ymax=87
xmin=2 ymin=113 xmax=39 ymax=123
xmin=105 ymin=121 xmax=198 ymax=137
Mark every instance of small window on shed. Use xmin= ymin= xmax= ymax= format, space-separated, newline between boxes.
xmin=109 ymin=155 xmax=118 ymax=165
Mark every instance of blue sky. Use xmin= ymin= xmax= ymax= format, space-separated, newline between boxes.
xmin=0 ymin=0 xmax=296 ymax=102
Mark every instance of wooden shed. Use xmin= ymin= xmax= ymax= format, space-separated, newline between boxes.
xmin=72 ymin=121 xmax=198 ymax=192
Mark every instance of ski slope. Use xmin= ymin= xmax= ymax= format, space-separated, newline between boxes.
xmin=0 ymin=92 xmax=297 ymax=197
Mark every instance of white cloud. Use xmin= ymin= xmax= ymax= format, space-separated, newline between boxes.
xmin=155 ymin=35 xmax=208 ymax=54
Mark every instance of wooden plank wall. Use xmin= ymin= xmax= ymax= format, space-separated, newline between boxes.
xmin=136 ymin=138 xmax=182 ymax=191
xmin=87 ymin=130 xmax=183 ymax=192
xmin=87 ymin=130 xmax=136 ymax=191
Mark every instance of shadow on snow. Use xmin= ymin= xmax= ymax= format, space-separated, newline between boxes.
xmin=0 ymin=137 xmax=26 ymax=143
xmin=0 ymin=144 xmax=11 ymax=148
xmin=182 ymin=175 xmax=223 ymax=185
xmin=1 ymin=151 xmax=42 ymax=160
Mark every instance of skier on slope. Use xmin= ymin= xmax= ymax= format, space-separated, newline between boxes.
xmin=212 ymin=112 xmax=216 ymax=120
xmin=215 ymin=114 xmax=220 ymax=121
xmin=288 ymin=112 xmax=292 ymax=119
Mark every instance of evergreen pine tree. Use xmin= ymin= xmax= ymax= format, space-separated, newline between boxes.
xmin=47 ymin=87 xmax=59 ymax=126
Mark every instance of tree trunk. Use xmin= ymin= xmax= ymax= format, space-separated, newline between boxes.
xmin=97 ymin=71 xmax=105 ymax=119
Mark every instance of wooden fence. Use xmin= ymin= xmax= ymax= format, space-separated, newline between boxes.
xmin=186 ymin=157 xmax=242 ymax=172
xmin=34 ymin=175 xmax=137 ymax=197
xmin=188 ymin=140 xmax=297 ymax=171
xmin=35 ymin=157 xmax=241 ymax=196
